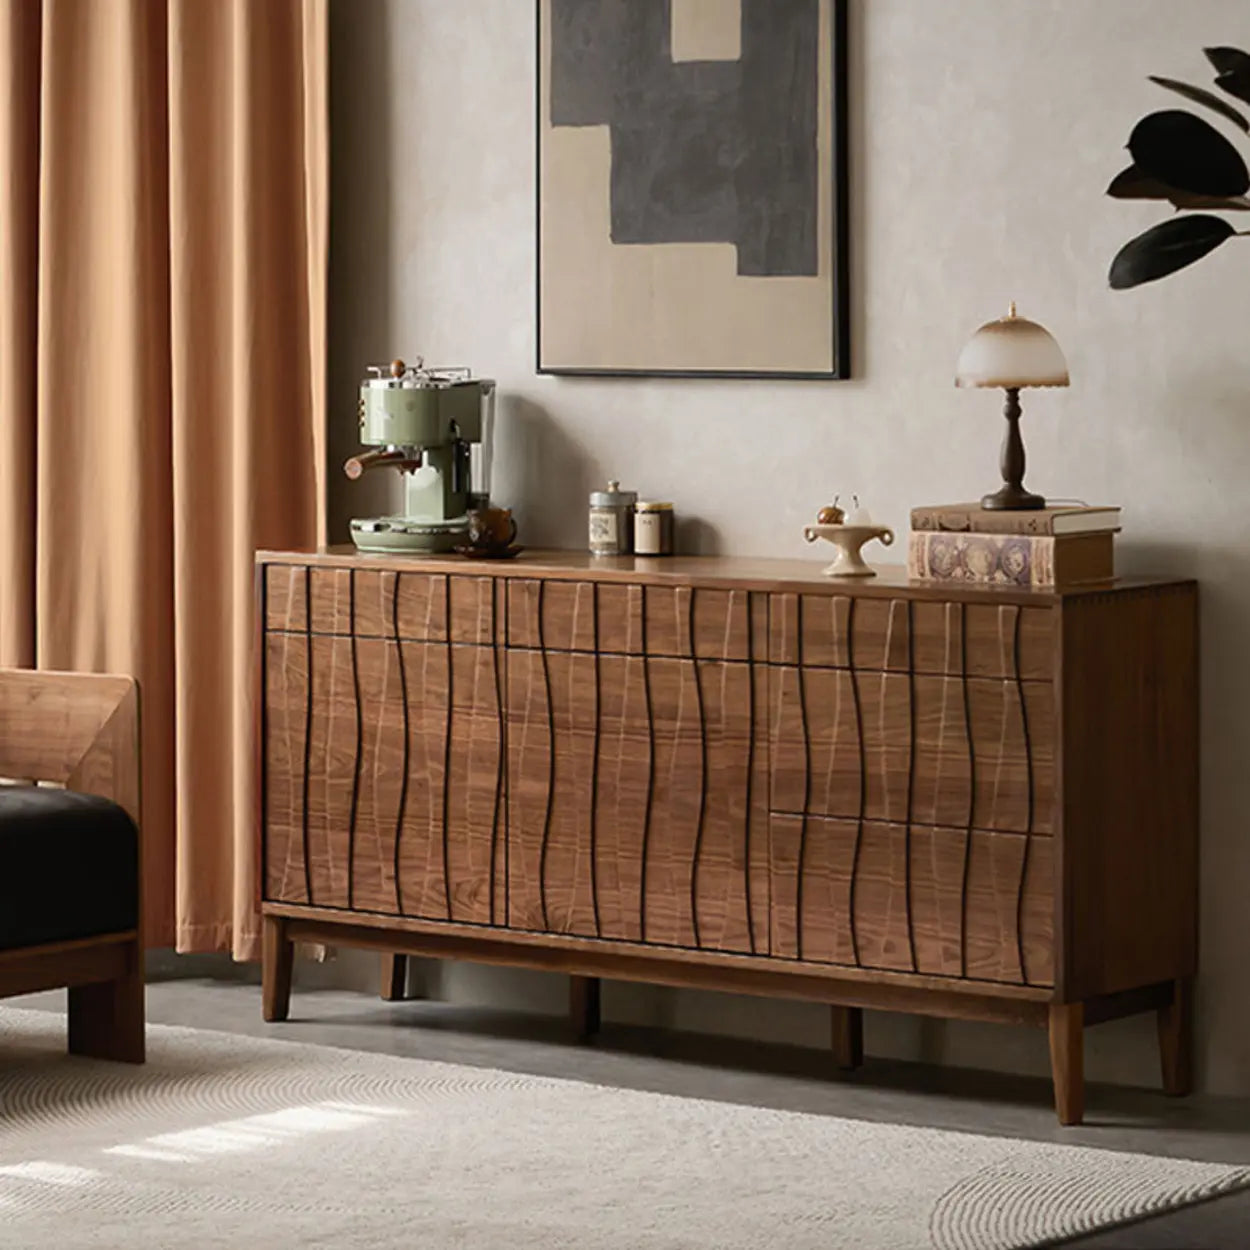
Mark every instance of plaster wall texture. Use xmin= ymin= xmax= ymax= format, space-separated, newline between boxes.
xmin=327 ymin=0 xmax=1250 ymax=1095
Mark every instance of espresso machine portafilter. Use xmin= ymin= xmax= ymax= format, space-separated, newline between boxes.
xmin=345 ymin=358 xmax=496 ymax=554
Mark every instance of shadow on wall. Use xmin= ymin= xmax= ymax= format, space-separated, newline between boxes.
xmin=327 ymin=0 xmax=398 ymax=543
xmin=497 ymin=396 xmax=599 ymax=549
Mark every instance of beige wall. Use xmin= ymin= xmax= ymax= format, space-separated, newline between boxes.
xmin=328 ymin=0 xmax=1250 ymax=1095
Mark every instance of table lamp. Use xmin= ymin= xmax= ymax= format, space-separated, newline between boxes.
xmin=955 ymin=302 xmax=1070 ymax=510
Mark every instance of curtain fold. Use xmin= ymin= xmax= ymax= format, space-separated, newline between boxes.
xmin=0 ymin=0 xmax=327 ymax=960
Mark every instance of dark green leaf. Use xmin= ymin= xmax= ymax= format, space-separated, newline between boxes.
xmin=1109 ymin=214 xmax=1236 ymax=289
xmin=1205 ymin=47 xmax=1250 ymax=76
xmin=1105 ymin=163 xmax=1250 ymax=209
xmin=1215 ymin=70 xmax=1250 ymax=108
xmin=1205 ymin=47 xmax=1250 ymax=106
xmin=1149 ymin=76 xmax=1249 ymax=131
xmin=1128 ymin=110 xmax=1249 ymax=196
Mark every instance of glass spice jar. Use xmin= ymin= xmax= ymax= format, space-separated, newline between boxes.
xmin=634 ymin=501 xmax=674 ymax=555
xmin=588 ymin=479 xmax=638 ymax=555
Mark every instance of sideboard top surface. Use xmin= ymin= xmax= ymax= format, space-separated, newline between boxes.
xmin=255 ymin=547 xmax=1194 ymax=604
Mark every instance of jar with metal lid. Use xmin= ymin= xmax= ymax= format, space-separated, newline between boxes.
xmin=588 ymin=480 xmax=637 ymax=555
xmin=634 ymin=501 xmax=675 ymax=555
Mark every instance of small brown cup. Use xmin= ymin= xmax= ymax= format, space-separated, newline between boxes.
xmin=467 ymin=506 xmax=517 ymax=552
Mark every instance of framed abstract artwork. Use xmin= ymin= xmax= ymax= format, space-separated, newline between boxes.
xmin=537 ymin=0 xmax=849 ymax=379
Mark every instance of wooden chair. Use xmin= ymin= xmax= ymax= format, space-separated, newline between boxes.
xmin=0 ymin=668 xmax=144 ymax=1062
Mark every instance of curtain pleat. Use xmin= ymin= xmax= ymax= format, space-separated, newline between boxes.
xmin=0 ymin=1 xmax=40 ymax=669
xmin=168 ymin=0 xmax=326 ymax=960
xmin=0 ymin=0 xmax=327 ymax=959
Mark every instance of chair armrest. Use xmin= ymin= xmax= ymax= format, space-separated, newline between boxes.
xmin=0 ymin=669 xmax=140 ymax=826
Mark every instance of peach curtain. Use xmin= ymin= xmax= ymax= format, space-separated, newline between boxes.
xmin=0 ymin=1 xmax=327 ymax=960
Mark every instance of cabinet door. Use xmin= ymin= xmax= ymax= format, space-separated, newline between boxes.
xmin=263 ymin=629 xmax=505 ymax=924
xmin=506 ymin=647 xmax=767 ymax=953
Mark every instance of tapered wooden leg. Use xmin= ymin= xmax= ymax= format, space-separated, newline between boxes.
xmin=570 ymin=975 xmax=601 ymax=1040
xmin=262 ymin=914 xmax=294 ymax=1023
xmin=831 ymin=1005 xmax=864 ymax=1070
xmin=68 ymin=939 xmax=145 ymax=1063
xmin=380 ymin=953 xmax=409 ymax=1001
xmin=1158 ymin=976 xmax=1194 ymax=1096
xmin=1048 ymin=1002 xmax=1084 ymax=1126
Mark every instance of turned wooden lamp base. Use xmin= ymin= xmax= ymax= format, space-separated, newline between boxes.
xmin=981 ymin=385 xmax=1047 ymax=511
xmin=982 ymin=482 xmax=1045 ymax=511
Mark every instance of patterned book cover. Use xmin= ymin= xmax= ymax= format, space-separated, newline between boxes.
xmin=910 ymin=502 xmax=1121 ymax=536
xmin=908 ymin=531 xmax=1113 ymax=588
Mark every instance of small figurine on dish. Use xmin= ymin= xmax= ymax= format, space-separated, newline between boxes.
xmin=804 ymin=496 xmax=894 ymax=577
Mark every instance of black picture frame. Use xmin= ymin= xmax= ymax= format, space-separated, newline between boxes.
xmin=536 ymin=0 xmax=850 ymax=381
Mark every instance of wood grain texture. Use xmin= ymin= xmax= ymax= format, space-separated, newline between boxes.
xmin=265 ymin=564 xmax=307 ymax=632
xmin=262 ymin=914 xmax=293 ymax=1023
xmin=769 ymin=816 xmax=1053 ymax=986
xmin=0 ymin=934 xmax=134 ymax=1000
xmin=1049 ymin=1001 xmax=1084 ymax=1126
xmin=263 ymin=624 xmax=504 ymax=922
xmin=272 ymin=904 xmax=1052 ymax=1016
xmin=770 ymin=593 xmax=1054 ymax=679
xmin=770 ymin=668 xmax=1054 ymax=835
xmin=506 ymin=588 xmax=764 ymax=953
xmin=831 ymin=1004 xmax=864 ymax=1070
xmin=258 ymin=553 xmax=1199 ymax=1125
xmin=262 ymin=547 xmax=1148 ymax=604
xmin=380 ymin=953 xmax=409 ymax=1001
xmin=1158 ymin=976 xmax=1194 ymax=1097
xmin=1058 ymin=584 xmax=1199 ymax=1001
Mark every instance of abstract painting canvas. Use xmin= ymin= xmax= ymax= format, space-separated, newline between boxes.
xmin=537 ymin=0 xmax=849 ymax=379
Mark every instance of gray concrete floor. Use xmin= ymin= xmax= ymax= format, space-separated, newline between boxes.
xmin=11 ymin=975 xmax=1250 ymax=1247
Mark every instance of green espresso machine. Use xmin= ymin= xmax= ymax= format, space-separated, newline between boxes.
xmin=344 ymin=358 xmax=496 ymax=554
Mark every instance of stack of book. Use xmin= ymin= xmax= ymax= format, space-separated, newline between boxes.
xmin=908 ymin=502 xmax=1120 ymax=588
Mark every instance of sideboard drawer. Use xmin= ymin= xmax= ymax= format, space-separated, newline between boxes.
xmin=769 ymin=814 xmax=1054 ymax=986
xmin=769 ymin=594 xmax=1054 ymax=680
xmin=770 ymin=668 xmax=1055 ymax=835
xmin=264 ymin=564 xmax=501 ymax=645
xmin=507 ymin=580 xmax=754 ymax=661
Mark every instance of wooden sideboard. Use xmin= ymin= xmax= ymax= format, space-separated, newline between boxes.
xmin=256 ymin=548 xmax=1198 ymax=1125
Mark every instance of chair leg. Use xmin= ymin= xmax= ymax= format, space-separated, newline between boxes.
xmin=262 ymin=914 xmax=294 ymax=1023
xmin=1048 ymin=1002 xmax=1084 ymax=1126
xmin=1158 ymin=976 xmax=1194 ymax=1096
xmin=68 ymin=939 xmax=145 ymax=1063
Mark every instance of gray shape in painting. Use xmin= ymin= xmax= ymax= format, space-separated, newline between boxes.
xmin=549 ymin=0 xmax=819 ymax=277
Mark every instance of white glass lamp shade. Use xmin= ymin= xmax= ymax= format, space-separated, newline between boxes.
xmin=955 ymin=304 xmax=1070 ymax=390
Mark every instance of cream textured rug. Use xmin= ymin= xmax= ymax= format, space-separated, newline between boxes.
xmin=0 ymin=1007 xmax=1245 ymax=1250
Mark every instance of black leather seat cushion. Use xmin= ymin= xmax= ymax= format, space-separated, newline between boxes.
xmin=0 ymin=787 xmax=138 ymax=951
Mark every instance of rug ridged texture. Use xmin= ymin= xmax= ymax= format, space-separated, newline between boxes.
xmin=0 ymin=1007 xmax=1245 ymax=1249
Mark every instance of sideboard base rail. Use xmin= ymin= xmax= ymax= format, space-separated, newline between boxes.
xmin=259 ymin=909 xmax=1192 ymax=1125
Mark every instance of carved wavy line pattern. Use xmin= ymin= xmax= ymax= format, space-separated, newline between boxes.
xmin=392 ymin=575 xmax=410 ymax=916
xmin=846 ymin=597 xmax=865 ymax=968
xmin=441 ymin=577 xmax=454 ymax=921
xmin=538 ymin=581 xmax=554 ymax=931
xmin=346 ymin=571 xmax=363 ymax=910
xmin=903 ymin=600 xmax=918 ymax=973
xmin=490 ymin=583 xmax=504 ymax=926
xmin=589 ymin=585 xmax=602 ymax=938
xmin=744 ymin=594 xmax=757 ymax=955
xmin=794 ymin=596 xmax=811 ymax=962
xmin=1012 ymin=605 xmax=1034 ymax=983
xmin=300 ymin=569 xmax=314 ymax=906
xmin=959 ymin=602 xmax=974 ymax=978
xmin=688 ymin=590 xmax=708 ymax=949
xmin=639 ymin=585 xmax=655 ymax=942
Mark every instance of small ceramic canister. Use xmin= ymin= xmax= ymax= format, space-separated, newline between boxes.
xmin=588 ymin=479 xmax=638 ymax=555
xmin=634 ymin=501 xmax=675 ymax=555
